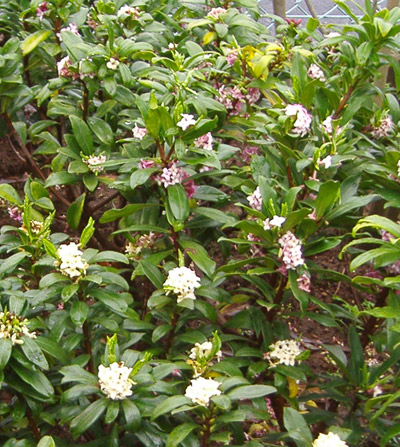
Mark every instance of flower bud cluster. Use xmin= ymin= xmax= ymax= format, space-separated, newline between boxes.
xmin=194 ymin=132 xmax=214 ymax=151
xmin=98 ymin=362 xmax=135 ymax=400
xmin=307 ymin=64 xmax=325 ymax=81
xmin=163 ymin=266 xmax=201 ymax=303
xmin=284 ymin=104 xmax=312 ymax=137
xmin=278 ymin=231 xmax=304 ymax=270
xmin=57 ymin=57 xmax=79 ymax=79
xmin=371 ymin=115 xmax=394 ymax=138
xmin=217 ymin=85 xmax=244 ymax=115
xmin=55 ymin=242 xmax=89 ymax=279
xmin=20 ymin=220 xmax=43 ymax=235
xmin=207 ymin=7 xmax=227 ymax=19
xmin=117 ymin=5 xmax=140 ymax=20
xmin=247 ymin=186 xmax=263 ymax=211
xmin=265 ymin=339 xmax=302 ymax=366
xmin=0 ymin=310 xmax=36 ymax=345
xmin=125 ymin=232 xmax=158 ymax=259
xmin=83 ymin=154 xmax=107 ymax=174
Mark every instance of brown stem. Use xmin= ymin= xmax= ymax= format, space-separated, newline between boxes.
xmin=201 ymin=406 xmax=213 ymax=447
xmin=170 ymin=227 xmax=180 ymax=257
xmin=88 ymin=190 xmax=120 ymax=214
xmin=286 ymin=165 xmax=294 ymax=188
xmin=3 ymin=114 xmax=71 ymax=208
xmin=266 ymin=276 xmax=288 ymax=323
xmin=332 ymin=82 xmax=357 ymax=120
xmin=163 ymin=310 xmax=178 ymax=356
xmin=17 ymin=393 xmax=40 ymax=441
xmin=156 ymin=140 xmax=167 ymax=164
xmin=360 ymin=287 xmax=389 ymax=348
xmin=82 ymin=83 xmax=89 ymax=122
xmin=83 ymin=321 xmax=95 ymax=375
xmin=269 ymin=393 xmax=285 ymax=432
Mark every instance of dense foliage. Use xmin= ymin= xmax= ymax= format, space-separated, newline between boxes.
xmin=0 ymin=0 xmax=400 ymax=446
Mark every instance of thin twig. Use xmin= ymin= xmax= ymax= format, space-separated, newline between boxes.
xmin=17 ymin=393 xmax=40 ymax=441
xmin=88 ymin=190 xmax=120 ymax=214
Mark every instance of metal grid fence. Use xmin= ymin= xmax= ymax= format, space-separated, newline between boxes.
xmin=259 ymin=0 xmax=387 ymax=26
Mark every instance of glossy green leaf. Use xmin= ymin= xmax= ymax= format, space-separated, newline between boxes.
xmin=67 ymin=193 xmax=86 ymax=230
xmin=70 ymin=301 xmax=89 ymax=326
xmin=0 ymin=184 xmax=23 ymax=205
xmin=227 ymin=384 xmax=276 ymax=401
xmin=70 ymin=398 xmax=108 ymax=438
xmin=22 ymin=30 xmax=52 ymax=55
xmin=152 ymin=396 xmax=192 ymax=420
xmin=0 ymin=339 xmax=12 ymax=370
xmin=166 ymin=423 xmax=198 ymax=447
xmin=20 ymin=336 xmax=49 ymax=370
xmin=168 ymin=184 xmax=189 ymax=223
xmin=70 ymin=116 xmax=93 ymax=155
xmin=37 ymin=436 xmax=56 ymax=447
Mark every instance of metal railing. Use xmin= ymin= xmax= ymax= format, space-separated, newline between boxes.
xmin=259 ymin=0 xmax=387 ymax=27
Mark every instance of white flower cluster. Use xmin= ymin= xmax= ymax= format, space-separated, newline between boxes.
xmin=163 ymin=266 xmax=201 ymax=303
xmin=156 ymin=162 xmax=185 ymax=188
xmin=84 ymin=154 xmax=107 ymax=173
xmin=207 ymin=7 xmax=227 ymax=19
xmin=125 ymin=232 xmax=157 ymax=259
xmin=189 ymin=341 xmax=222 ymax=362
xmin=278 ymin=231 xmax=304 ymax=270
xmin=371 ymin=115 xmax=394 ymax=138
xmin=56 ymin=242 xmax=89 ymax=279
xmin=319 ymin=155 xmax=332 ymax=169
xmin=284 ymin=104 xmax=312 ymax=137
xmin=247 ymin=186 xmax=263 ymax=211
xmin=98 ymin=362 xmax=135 ymax=400
xmin=312 ymin=432 xmax=349 ymax=447
xmin=20 ymin=220 xmax=43 ymax=235
xmin=177 ymin=114 xmax=196 ymax=131
xmin=194 ymin=132 xmax=214 ymax=151
xmin=117 ymin=5 xmax=140 ymax=19
xmin=266 ymin=339 xmax=302 ymax=366
xmin=397 ymin=159 xmax=400 ymax=178
xmin=0 ymin=311 xmax=36 ymax=345
xmin=185 ymin=377 xmax=221 ymax=406
xmin=307 ymin=63 xmax=325 ymax=81
xmin=263 ymin=215 xmax=285 ymax=230
xmin=133 ymin=123 xmax=147 ymax=140
xmin=107 ymin=58 xmax=120 ymax=70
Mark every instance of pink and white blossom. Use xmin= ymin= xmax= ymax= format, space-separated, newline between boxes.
xmin=247 ymin=186 xmax=263 ymax=211
xmin=278 ymin=231 xmax=304 ymax=270
xmin=177 ymin=114 xmax=196 ymax=130
xmin=194 ymin=132 xmax=214 ymax=151
xmin=284 ymin=104 xmax=312 ymax=137
xmin=133 ymin=123 xmax=147 ymax=140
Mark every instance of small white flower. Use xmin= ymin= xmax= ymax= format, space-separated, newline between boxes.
xmin=325 ymin=32 xmax=341 ymax=39
xmin=84 ymin=154 xmax=107 ymax=173
xmin=98 ymin=362 xmax=135 ymax=400
xmin=320 ymin=155 xmax=332 ymax=169
xmin=312 ymin=432 xmax=349 ymax=447
xmin=307 ymin=64 xmax=325 ymax=82
xmin=263 ymin=215 xmax=286 ymax=230
xmin=177 ymin=114 xmax=196 ymax=131
xmin=56 ymin=242 xmax=89 ymax=279
xmin=185 ymin=377 xmax=221 ymax=406
xmin=133 ymin=123 xmax=147 ymax=140
xmin=266 ymin=339 xmax=302 ymax=366
xmin=107 ymin=58 xmax=120 ymax=70
xmin=397 ymin=159 xmax=400 ymax=177
xmin=189 ymin=341 xmax=222 ymax=361
xmin=247 ymin=186 xmax=262 ymax=211
xmin=284 ymin=104 xmax=312 ymax=137
xmin=163 ymin=266 xmax=201 ymax=303
xmin=278 ymin=231 xmax=304 ymax=270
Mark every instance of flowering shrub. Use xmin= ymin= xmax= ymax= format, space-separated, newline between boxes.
xmin=0 ymin=0 xmax=399 ymax=446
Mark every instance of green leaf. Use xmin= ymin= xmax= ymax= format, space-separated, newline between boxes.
xmin=314 ymin=181 xmax=340 ymax=219
xmin=20 ymin=336 xmax=49 ymax=370
xmin=0 ymin=339 xmax=12 ymax=370
xmin=283 ymin=407 xmax=313 ymax=447
xmin=60 ymin=365 xmax=98 ymax=385
xmin=61 ymin=283 xmax=80 ymax=302
xmin=130 ymin=168 xmax=158 ymax=189
xmin=0 ymin=184 xmax=22 ymax=205
xmin=168 ymin=184 xmax=189 ymax=223
xmin=166 ymin=423 xmax=198 ymax=447
xmin=180 ymin=240 xmax=215 ymax=277
xmin=348 ymin=325 xmax=364 ymax=386
xmin=67 ymin=193 xmax=86 ymax=230
xmin=21 ymin=30 xmax=52 ymax=55
xmin=91 ymin=250 xmax=129 ymax=264
xmin=122 ymin=399 xmax=141 ymax=430
xmin=194 ymin=207 xmax=236 ymax=225
xmin=83 ymin=173 xmax=98 ymax=192
xmin=80 ymin=217 xmax=95 ymax=248
xmin=0 ymin=252 xmax=28 ymax=277
xmin=100 ymin=203 xmax=157 ymax=223
xmin=70 ymin=301 xmax=89 ymax=326
xmin=88 ymin=117 xmax=114 ymax=145
xmin=37 ymin=436 xmax=56 ymax=447
xmin=70 ymin=398 xmax=108 ymax=438
xmin=152 ymin=396 xmax=191 ymax=420
xmin=70 ymin=116 xmax=93 ymax=155
xmin=12 ymin=362 xmax=54 ymax=398
xmin=140 ymin=259 xmax=164 ymax=289
xmin=227 ymin=384 xmax=276 ymax=401
xmin=35 ymin=337 xmax=69 ymax=364
xmin=152 ymin=324 xmax=171 ymax=343
xmin=45 ymin=172 xmax=80 ymax=187
xmin=105 ymin=400 xmax=120 ymax=424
